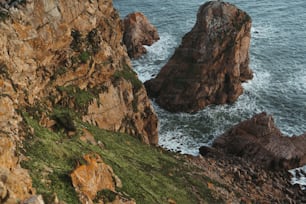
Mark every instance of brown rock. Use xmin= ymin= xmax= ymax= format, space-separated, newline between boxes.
xmin=145 ymin=1 xmax=253 ymax=112
xmin=0 ymin=0 xmax=158 ymax=201
xmin=123 ymin=12 xmax=160 ymax=58
xmin=211 ymin=112 xmax=306 ymax=170
xmin=70 ymin=154 xmax=117 ymax=203
xmin=70 ymin=154 xmax=135 ymax=204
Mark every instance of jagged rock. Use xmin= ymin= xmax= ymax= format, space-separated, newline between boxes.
xmin=123 ymin=12 xmax=160 ymax=58
xmin=0 ymin=167 xmax=34 ymax=203
xmin=0 ymin=0 xmax=158 ymax=144
xmin=145 ymin=1 xmax=253 ymax=112
xmin=70 ymin=154 xmax=135 ymax=204
xmin=0 ymin=0 xmax=158 ymax=202
xmin=210 ymin=112 xmax=306 ymax=170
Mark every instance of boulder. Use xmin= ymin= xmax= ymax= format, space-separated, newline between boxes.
xmin=123 ymin=12 xmax=160 ymax=58
xmin=210 ymin=112 xmax=306 ymax=170
xmin=145 ymin=1 xmax=253 ymax=112
xmin=71 ymin=154 xmax=135 ymax=204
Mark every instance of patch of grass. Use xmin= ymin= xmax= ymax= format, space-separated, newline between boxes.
xmin=21 ymin=109 xmax=222 ymax=204
xmin=56 ymin=85 xmax=95 ymax=111
xmin=21 ymin=113 xmax=84 ymax=203
xmin=94 ymin=189 xmax=117 ymax=203
xmin=113 ymin=64 xmax=142 ymax=93
xmin=50 ymin=66 xmax=68 ymax=81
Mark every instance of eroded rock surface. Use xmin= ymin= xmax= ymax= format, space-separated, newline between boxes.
xmin=0 ymin=0 xmax=157 ymax=202
xmin=71 ymin=154 xmax=135 ymax=204
xmin=145 ymin=1 xmax=253 ymax=112
xmin=123 ymin=12 xmax=159 ymax=58
xmin=209 ymin=112 xmax=306 ymax=170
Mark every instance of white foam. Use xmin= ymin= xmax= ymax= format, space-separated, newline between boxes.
xmin=132 ymin=32 xmax=177 ymax=82
xmin=289 ymin=165 xmax=306 ymax=190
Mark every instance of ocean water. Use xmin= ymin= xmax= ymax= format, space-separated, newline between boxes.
xmin=113 ymin=0 xmax=306 ymax=177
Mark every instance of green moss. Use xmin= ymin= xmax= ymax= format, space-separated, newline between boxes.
xmin=78 ymin=51 xmax=90 ymax=64
xmin=21 ymin=109 xmax=223 ymax=204
xmin=0 ymin=11 xmax=9 ymax=22
xmin=113 ymin=64 xmax=142 ymax=93
xmin=94 ymin=189 xmax=117 ymax=203
xmin=56 ymin=85 xmax=95 ymax=111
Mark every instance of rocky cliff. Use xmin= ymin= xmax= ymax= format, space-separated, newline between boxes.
xmin=0 ymin=0 xmax=157 ymax=202
xmin=145 ymin=1 xmax=253 ymax=112
xmin=0 ymin=1 xmax=305 ymax=203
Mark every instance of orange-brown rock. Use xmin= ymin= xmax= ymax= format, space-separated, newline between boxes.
xmin=123 ymin=12 xmax=160 ymax=58
xmin=0 ymin=0 xmax=157 ymax=202
xmin=0 ymin=0 xmax=158 ymax=144
xmin=210 ymin=112 xmax=306 ymax=170
xmin=70 ymin=154 xmax=135 ymax=204
xmin=145 ymin=1 xmax=253 ymax=112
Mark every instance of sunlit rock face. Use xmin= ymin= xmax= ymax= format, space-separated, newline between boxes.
xmin=0 ymin=0 xmax=158 ymax=202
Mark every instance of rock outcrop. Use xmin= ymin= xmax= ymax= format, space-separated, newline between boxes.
xmin=71 ymin=154 xmax=135 ymax=204
xmin=145 ymin=1 xmax=253 ymax=112
xmin=190 ymin=152 xmax=306 ymax=203
xmin=207 ymin=112 xmax=306 ymax=170
xmin=0 ymin=0 xmax=157 ymax=202
xmin=123 ymin=12 xmax=160 ymax=58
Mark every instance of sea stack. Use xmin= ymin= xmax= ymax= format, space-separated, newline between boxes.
xmin=123 ymin=12 xmax=160 ymax=58
xmin=145 ymin=1 xmax=253 ymax=112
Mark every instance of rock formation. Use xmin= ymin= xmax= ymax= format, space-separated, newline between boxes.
xmin=0 ymin=0 xmax=157 ymax=202
xmin=145 ymin=1 xmax=253 ymax=112
xmin=205 ymin=112 xmax=306 ymax=170
xmin=71 ymin=154 xmax=135 ymax=204
xmin=123 ymin=12 xmax=160 ymax=58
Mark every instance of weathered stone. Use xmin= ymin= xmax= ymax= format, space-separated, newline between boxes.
xmin=0 ymin=0 xmax=158 ymax=202
xmin=70 ymin=154 xmax=135 ymax=204
xmin=211 ymin=112 xmax=306 ymax=170
xmin=123 ymin=12 xmax=160 ymax=58
xmin=145 ymin=1 xmax=253 ymax=112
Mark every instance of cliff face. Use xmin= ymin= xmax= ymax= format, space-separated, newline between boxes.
xmin=0 ymin=0 xmax=157 ymax=201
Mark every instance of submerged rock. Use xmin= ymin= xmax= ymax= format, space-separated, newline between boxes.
xmin=145 ymin=1 xmax=253 ymax=112
xmin=209 ymin=112 xmax=306 ymax=170
xmin=123 ymin=12 xmax=160 ymax=58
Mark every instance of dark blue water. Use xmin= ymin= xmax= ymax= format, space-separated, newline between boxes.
xmin=114 ymin=0 xmax=306 ymax=156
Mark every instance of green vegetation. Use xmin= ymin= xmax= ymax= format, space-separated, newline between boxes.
xmin=21 ymin=109 xmax=222 ymax=204
xmin=113 ymin=64 xmax=143 ymax=92
xmin=56 ymin=85 xmax=96 ymax=111
xmin=0 ymin=11 xmax=9 ymax=22
xmin=78 ymin=51 xmax=90 ymax=64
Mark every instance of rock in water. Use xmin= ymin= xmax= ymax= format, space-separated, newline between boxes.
xmin=211 ymin=112 xmax=306 ymax=170
xmin=145 ymin=1 xmax=253 ymax=112
xmin=123 ymin=12 xmax=160 ymax=58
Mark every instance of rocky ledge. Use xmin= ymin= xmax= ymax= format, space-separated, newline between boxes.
xmin=145 ymin=1 xmax=253 ymax=112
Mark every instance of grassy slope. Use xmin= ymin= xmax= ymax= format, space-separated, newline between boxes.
xmin=21 ymin=110 xmax=223 ymax=204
